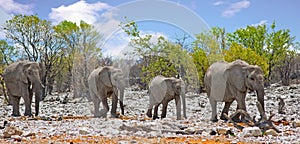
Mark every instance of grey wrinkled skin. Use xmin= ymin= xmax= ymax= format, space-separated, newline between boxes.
xmin=204 ymin=60 xmax=265 ymax=122
xmin=146 ymin=75 xmax=187 ymax=120
xmin=3 ymin=61 xmax=44 ymax=116
xmin=88 ymin=66 xmax=125 ymax=118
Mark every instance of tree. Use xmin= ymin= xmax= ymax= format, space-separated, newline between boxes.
xmin=224 ymin=42 xmax=269 ymax=77
xmin=4 ymin=15 xmax=64 ymax=97
xmin=191 ymin=48 xmax=209 ymax=90
xmin=191 ymin=27 xmax=224 ymax=90
xmin=72 ymin=21 xmax=102 ymax=100
xmin=193 ymin=29 xmax=223 ymax=65
xmin=227 ymin=24 xmax=267 ymax=56
xmin=121 ymin=20 xmax=198 ymax=90
xmin=0 ymin=40 xmax=18 ymax=103
xmin=53 ymin=20 xmax=79 ymax=92
xmin=227 ymin=22 xmax=298 ymax=85
xmin=4 ymin=15 xmax=51 ymax=61
xmin=265 ymin=22 xmax=297 ymax=85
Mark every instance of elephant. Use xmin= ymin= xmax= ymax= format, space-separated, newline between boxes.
xmin=88 ymin=66 xmax=125 ymax=118
xmin=146 ymin=75 xmax=187 ymax=120
xmin=204 ymin=60 xmax=265 ymax=122
xmin=3 ymin=60 xmax=44 ymax=116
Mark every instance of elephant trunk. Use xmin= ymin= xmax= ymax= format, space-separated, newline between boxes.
xmin=33 ymin=80 xmax=43 ymax=116
xmin=118 ymin=87 xmax=125 ymax=115
xmin=256 ymin=87 xmax=265 ymax=112
xmin=114 ymin=86 xmax=124 ymax=115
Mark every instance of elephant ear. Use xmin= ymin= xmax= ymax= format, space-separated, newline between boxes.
xmin=99 ymin=67 xmax=113 ymax=87
xmin=226 ymin=61 xmax=248 ymax=92
xmin=210 ymin=62 xmax=228 ymax=101
xmin=21 ymin=62 xmax=31 ymax=84
xmin=149 ymin=76 xmax=167 ymax=104
xmin=166 ymin=78 xmax=175 ymax=96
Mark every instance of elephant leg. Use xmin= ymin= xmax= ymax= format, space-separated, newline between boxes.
xmin=146 ymin=95 xmax=155 ymax=118
xmin=153 ymin=103 xmax=160 ymax=120
xmin=161 ymin=101 xmax=168 ymax=119
xmin=220 ymin=100 xmax=234 ymax=120
xmin=146 ymin=108 xmax=153 ymax=118
xmin=11 ymin=96 xmax=21 ymax=117
xmin=92 ymin=93 xmax=101 ymax=118
xmin=23 ymin=93 xmax=32 ymax=116
xmin=209 ymin=99 xmax=218 ymax=122
xmin=110 ymin=92 xmax=118 ymax=118
xmin=233 ymin=94 xmax=247 ymax=122
xmin=99 ymin=94 xmax=109 ymax=118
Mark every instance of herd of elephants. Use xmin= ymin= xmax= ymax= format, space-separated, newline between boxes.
xmin=2 ymin=59 xmax=265 ymax=122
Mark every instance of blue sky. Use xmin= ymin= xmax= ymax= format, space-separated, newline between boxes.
xmin=0 ymin=0 xmax=299 ymax=56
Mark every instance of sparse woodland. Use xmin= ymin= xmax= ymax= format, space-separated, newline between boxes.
xmin=0 ymin=15 xmax=300 ymax=143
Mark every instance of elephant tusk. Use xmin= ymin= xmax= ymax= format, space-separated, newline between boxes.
xmin=40 ymin=82 xmax=45 ymax=88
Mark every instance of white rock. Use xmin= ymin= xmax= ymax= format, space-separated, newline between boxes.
xmin=292 ymin=120 xmax=300 ymax=128
xmin=242 ymin=127 xmax=262 ymax=137
xmin=79 ymin=127 xmax=89 ymax=135
xmin=217 ymin=127 xmax=229 ymax=135
xmin=265 ymin=129 xmax=278 ymax=136
xmin=10 ymin=135 xmax=23 ymax=141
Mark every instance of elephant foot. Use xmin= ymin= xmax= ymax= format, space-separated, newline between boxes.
xmin=94 ymin=109 xmax=107 ymax=118
xmin=153 ymin=115 xmax=159 ymax=120
xmin=211 ymin=115 xmax=218 ymax=122
xmin=146 ymin=109 xmax=152 ymax=118
xmin=210 ymin=118 xmax=218 ymax=122
xmin=24 ymin=113 xmax=33 ymax=117
xmin=110 ymin=113 xmax=119 ymax=118
xmin=11 ymin=113 xmax=21 ymax=117
xmin=94 ymin=114 xmax=107 ymax=118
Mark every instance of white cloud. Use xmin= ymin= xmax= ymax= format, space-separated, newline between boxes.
xmin=102 ymin=30 xmax=169 ymax=58
xmin=49 ymin=0 xmax=111 ymax=25
xmin=222 ymin=0 xmax=250 ymax=17
xmin=251 ymin=20 xmax=268 ymax=26
xmin=0 ymin=0 xmax=33 ymax=15
xmin=94 ymin=9 xmax=121 ymax=40
xmin=213 ymin=1 xmax=225 ymax=6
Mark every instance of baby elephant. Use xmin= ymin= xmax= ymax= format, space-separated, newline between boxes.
xmin=146 ymin=75 xmax=187 ymax=120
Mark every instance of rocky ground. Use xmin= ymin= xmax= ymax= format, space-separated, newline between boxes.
xmin=0 ymin=83 xmax=300 ymax=143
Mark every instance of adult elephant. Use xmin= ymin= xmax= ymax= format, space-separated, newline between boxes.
xmin=146 ymin=75 xmax=187 ymax=120
xmin=88 ymin=66 xmax=125 ymax=118
xmin=204 ymin=60 xmax=265 ymax=122
xmin=3 ymin=61 xmax=44 ymax=116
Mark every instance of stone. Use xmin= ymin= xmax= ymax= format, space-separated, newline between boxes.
xmin=79 ymin=127 xmax=89 ymax=135
xmin=216 ymin=127 xmax=228 ymax=135
xmin=292 ymin=120 xmax=300 ymax=128
xmin=265 ymin=129 xmax=278 ymax=136
xmin=241 ymin=127 xmax=261 ymax=137
xmin=3 ymin=126 xmax=23 ymax=138
xmin=11 ymin=135 xmax=22 ymax=141
xmin=23 ymin=132 xmax=36 ymax=137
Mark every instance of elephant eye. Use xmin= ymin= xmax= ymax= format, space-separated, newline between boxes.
xmin=250 ymin=77 xmax=255 ymax=81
